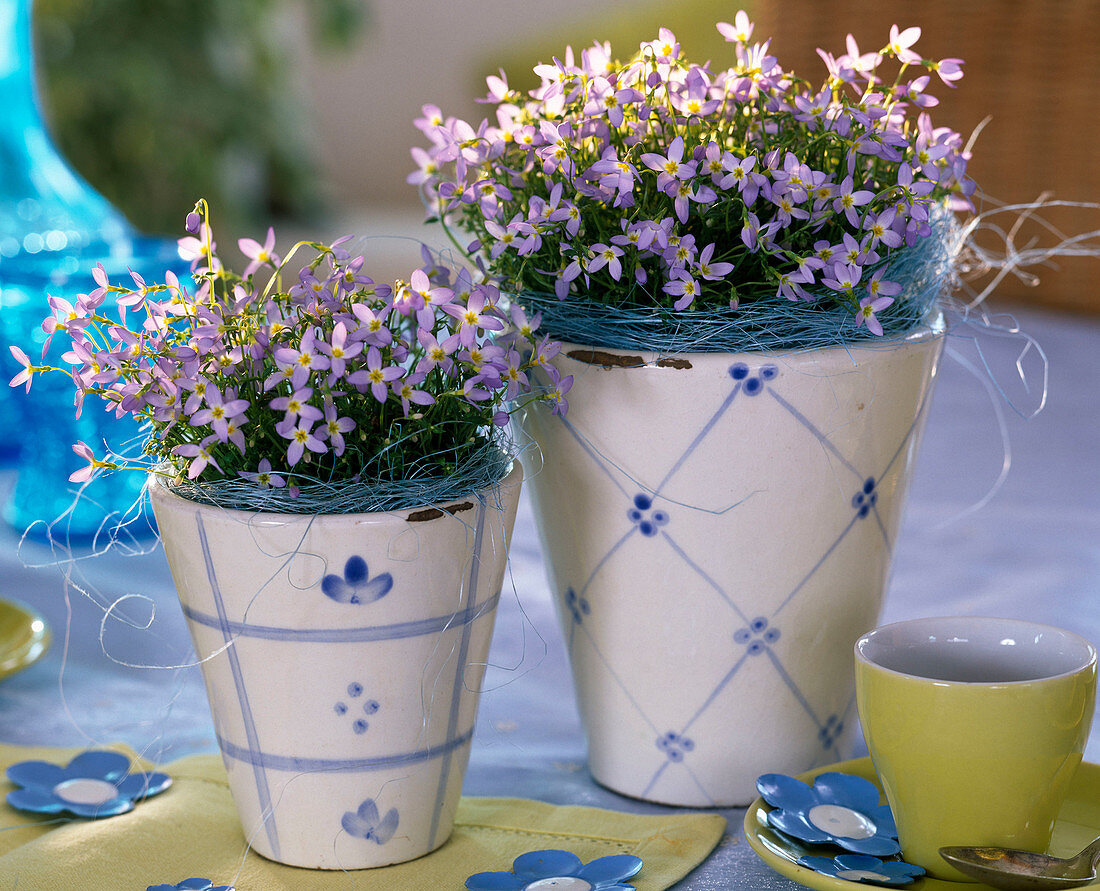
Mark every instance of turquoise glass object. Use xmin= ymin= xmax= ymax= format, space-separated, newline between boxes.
xmin=465 ymin=850 xmax=644 ymax=890
xmin=0 ymin=0 xmax=184 ymax=537
xmin=2 ymin=239 xmax=187 ymax=539
xmin=0 ymin=0 xmax=130 ymax=259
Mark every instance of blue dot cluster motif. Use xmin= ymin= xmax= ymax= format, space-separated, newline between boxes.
xmin=852 ymin=477 xmax=878 ymax=518
xmin=729 ymin=362 xmax=778 ymax=395
xmin=565 ymin=587 xmax=590 ymax=624
xmin=627 ymin=493 xmax=669 ymax=537
xmin=818 ymin=714 xmax=845 ymax=749
xmin=334 ymin=681 xmax=380 ymax=735
xmin=656 ymin=731 xmax=695 ymax=763
xmin=735 ymin=617 xmax=780 ymax=655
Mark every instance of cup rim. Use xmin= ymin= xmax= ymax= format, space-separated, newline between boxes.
xmin=855 ymin=615 xmax=1097 ymax=685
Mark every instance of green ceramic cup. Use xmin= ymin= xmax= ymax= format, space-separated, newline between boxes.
xmin=855 ymin=616 xmax=1097 ymax=882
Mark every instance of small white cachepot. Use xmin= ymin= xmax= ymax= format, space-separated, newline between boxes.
xmin=518 ymin=318 xmax=946 ymax=806
xmin=150 ymin=462 xmax=522 ymax=868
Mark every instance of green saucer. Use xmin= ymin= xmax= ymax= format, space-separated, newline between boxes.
xmin=0 ymin=598 xmax=49 ymax=680
xmin=744 ymin=756 xmax=1100 ymax=890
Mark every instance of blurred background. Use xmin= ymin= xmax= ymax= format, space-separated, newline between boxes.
xmin=29 ymin=0 xmax=1100 ymax=312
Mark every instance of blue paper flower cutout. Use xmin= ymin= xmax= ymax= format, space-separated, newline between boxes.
xmin=798 ymin=854 xmax=925 ymax=886
xmin=466 ymin=849 xmax=643 ymax=890
xmin=6 ymin=750 xmax=172 ymax=819
xmin=147 ymin=880 xmax=235 ymax=891
xmin=321 ymin=555 xmax=393 ymax=604
xmin=756 ymin=772 xmax=900 ymax=856
xmin=341 ymin=797 xmax=399 ymax=844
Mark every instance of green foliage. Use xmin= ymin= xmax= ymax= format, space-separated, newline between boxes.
xmin=489 ymin=0 xmax=745 ymax=96
xmin=34 ymin=0 xmax=364 ymax=235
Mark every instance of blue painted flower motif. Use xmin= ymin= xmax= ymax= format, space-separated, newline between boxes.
xmin=656 ymin=731 xmax=695 ymax=763
xmin=565 ymin=587 xmax=590 ymax=624
xmin=798 ymin=854 xmax=925 ymax=886
xmin=147 ymin=879 xmax=235 ymax=891
xmin=756 ymin=772 xmax=900 ymax=856
xmin=852 ymin=478 xmax=878 ymax=518
xmin=466 ymin=849 xmax=643 ymax=890
xmin=341 ymin=797 xmax=399 ymax=844
xmin=627 ymin=493 xmax=668 ymax=537
xmin=729 ymin=361 xmax=778 ymax=395
xmin=6 ymin=750 xmax=172 ymax=819
xmin=321 ymin=555 xmax=394 ymax=604
xmin=734 ymin=617 xmax=780 ymax=655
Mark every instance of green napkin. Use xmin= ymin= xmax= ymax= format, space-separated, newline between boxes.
xmin=0 ymin=743 xmax=725 ymax=890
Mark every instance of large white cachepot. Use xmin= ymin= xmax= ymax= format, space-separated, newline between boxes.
xmin=518 ymin=318 xmax=946 ymax=806
xmin=150 ymin=462 xmax=522 ymax=868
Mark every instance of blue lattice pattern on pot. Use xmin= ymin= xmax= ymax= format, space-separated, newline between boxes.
xmin=549 ymin=355 xmax=938 ymax=804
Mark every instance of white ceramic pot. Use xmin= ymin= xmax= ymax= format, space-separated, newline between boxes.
xmin=150 ymin=462 xmax=522 ymax=868
xmin=518 ymin=319 xmax=946 ymax=806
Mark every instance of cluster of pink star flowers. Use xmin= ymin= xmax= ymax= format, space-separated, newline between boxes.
xmin=410 ymin=12 xmax=974 ymax=335
xmin=10 ymin=202 xmax=566 ymax=487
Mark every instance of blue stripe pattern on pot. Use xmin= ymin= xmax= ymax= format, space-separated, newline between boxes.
xmin=196 ymin=513 xmax=282 ymax=861
xmin=428 ymin=494 xmax=487 ymax=849
xmin=192 ymin=501 xmax=491 ymax=862
xmin=152 ymin=462 xmax=523 ymax=868
xmin=178 ymin=592 xmax=501 ymax=642
xmin=214 ymin=727 xmax=475 ymax=772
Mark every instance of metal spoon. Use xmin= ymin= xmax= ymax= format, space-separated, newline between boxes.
xmin=939 ymin=836 xmax=1100 ymax=889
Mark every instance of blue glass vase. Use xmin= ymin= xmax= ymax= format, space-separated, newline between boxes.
xmin=0 ymin=0 xmax=131 ymax=264
xmin=0 ymin=0 xmax=185 ymax=539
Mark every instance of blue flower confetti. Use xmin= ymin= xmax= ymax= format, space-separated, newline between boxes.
xmin=6 ymin=750 xmax=171 ymax=819
xmin=756 ymin=771 xmax=900 ymax=856
xmin=466 ymin=849 xmax=643 ymax=890
xmin=798 ymin=854 xmax=925 ymax=886
xmin=147 ymin=879 xmax=235 ymax=891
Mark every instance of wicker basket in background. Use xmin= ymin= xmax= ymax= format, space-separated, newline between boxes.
xmin=755 ymin=0 xmax=1100 ymax=314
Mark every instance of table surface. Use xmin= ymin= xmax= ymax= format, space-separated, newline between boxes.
xmin=0 ymin=305 xmax=1097 ymax=890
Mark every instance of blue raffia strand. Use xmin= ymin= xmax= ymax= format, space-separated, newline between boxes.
xmin=516 ymin=209 xmax=962 ymax=354
xmin=159 ymin=430 xmax=514 ymax=516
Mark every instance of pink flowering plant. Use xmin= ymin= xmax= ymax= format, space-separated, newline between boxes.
xmin=410 ymin=12 xmax=973 ymax=347
xmin=10 ymin=201 xmax=564 ymax=511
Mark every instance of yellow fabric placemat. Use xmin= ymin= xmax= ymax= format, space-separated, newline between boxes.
xmin=0 ymin=743 xmax=725 ymax=890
